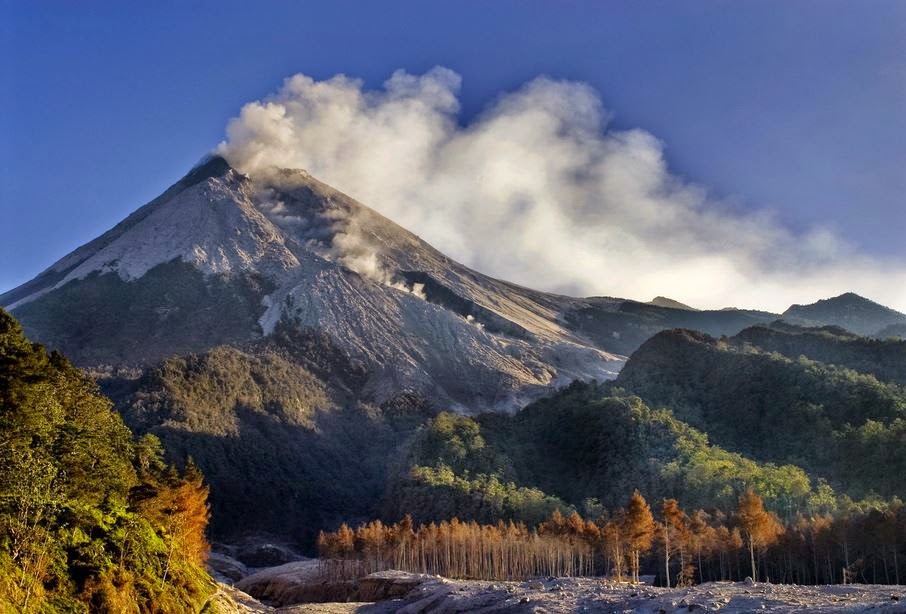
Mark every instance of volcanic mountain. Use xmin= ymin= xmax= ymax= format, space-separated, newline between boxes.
xmin=26 ymin=156 xmax=901 ymax=412
xmin=7 ymin=156 xmax=905 ymax=544
xmin=2 ymin=156 xmax=628 ymax=411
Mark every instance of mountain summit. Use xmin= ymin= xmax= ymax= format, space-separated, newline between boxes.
xmin=2 ymin=156 xmax=623 ymax=410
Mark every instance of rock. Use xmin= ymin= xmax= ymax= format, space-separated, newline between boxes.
xmin=208 ymin=552 xmax=250 ymax=583
xmin=528 ymin=581 xmax=545 ymax=590
xmin=356 ymin=571 xmax=427 ymax=602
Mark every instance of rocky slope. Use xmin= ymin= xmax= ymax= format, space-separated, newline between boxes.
xmin=2 ymin=156 xmax=623 ymax=411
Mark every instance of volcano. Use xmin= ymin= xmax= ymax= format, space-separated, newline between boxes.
xmin=2 ymin=156 xmax=626 ymax=411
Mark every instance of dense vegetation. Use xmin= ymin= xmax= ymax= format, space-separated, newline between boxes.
xmin=113 ymin=323 xmax=437 ymax=543
xmin=0 ymin=309 xmax=212 ymax=612
xmin=617 ymin=329 xmax=906 ymax=498
xmin=111 ymin=326 xmax=904 ymax=556
xmin=50 ymin=302 xmax=904 ymax=592
xmin=323 ymin=490 xmax=906 ymax=587
xmin=735 ymin=322 xmax=906 ymax=386
xmin=385 ymin=385 xmax=817 ymax=525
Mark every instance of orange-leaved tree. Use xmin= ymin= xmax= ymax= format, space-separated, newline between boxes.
xmin=736 ymin=489 xmax=781 ymax=581
xmin=622 ymin=491 xmax=656 ymax=583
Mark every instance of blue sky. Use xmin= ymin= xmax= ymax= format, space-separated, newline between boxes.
xmin=2 ymin=1 xmax=905 ymax=304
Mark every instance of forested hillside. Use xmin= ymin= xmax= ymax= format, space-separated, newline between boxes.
xmin=110 ymin=321 xmax=438 ymax=544
xmin=383 ymin=383 xmax=825 ymax=527
xmin=101 ymin=319 xmax=906 ymax=557
xmin=0 ymin=310 xmax=212 ymax=612
xmin=616 ymin=328 xmax=906 ymax=499
xmin=734 ymin=321 xmax=906 ymax=386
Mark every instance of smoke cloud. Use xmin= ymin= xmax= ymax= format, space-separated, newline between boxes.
xmin=218 ymin=68 xmax=906 ymax=312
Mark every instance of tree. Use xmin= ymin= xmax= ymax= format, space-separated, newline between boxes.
xmin=623 ymin=491 xmax=656 ymax=583
xmin=737 ymin=490 xmax=781 ymax=581
xmin=660 ymin=498 xmax=693 ymax=587
xmin=602 ymin=515 xmax=626 ymax=581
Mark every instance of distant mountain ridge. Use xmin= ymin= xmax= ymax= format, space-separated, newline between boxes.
xmin=734 ymin=321 xmax=906 ymax=386
xmin=781 ymin=292 xmax=906 ymax=337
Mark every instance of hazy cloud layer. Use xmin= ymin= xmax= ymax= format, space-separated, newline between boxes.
xmin=218 ymin=68 xmax=906 ymax=312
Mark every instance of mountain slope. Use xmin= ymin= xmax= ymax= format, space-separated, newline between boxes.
xmin=734 ymin=321 xmax=906 ymax=386
xmin=383 ymin=382 xmax=816 ymax=525
xmin=781 ymin=292 xmax=906 ymax=336
xmin=112 ymin=333 xmax=435 ymax=543
xmin=3 ymin=157 xmax=622 ymax=411
xmin=616 ymin=328 xmax=906 ymax=498
xmin=6 ymin=155 xmax=832 ymax=407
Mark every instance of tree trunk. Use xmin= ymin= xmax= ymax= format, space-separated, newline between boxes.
xmin=749 ymin=536 xmax=756 ymax=581
xmin=664 ymin=522 xmax=671 ymax=588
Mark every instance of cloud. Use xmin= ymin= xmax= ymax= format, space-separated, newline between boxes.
xmin=218 ymin=68 xmax=906 ymax=313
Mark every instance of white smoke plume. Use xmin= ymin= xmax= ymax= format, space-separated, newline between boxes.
xmin=218 ymin=67 xmax=906 ymax=312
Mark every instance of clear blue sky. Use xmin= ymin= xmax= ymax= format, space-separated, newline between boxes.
xmin=2 ymin=0 xmax=904 ymax=293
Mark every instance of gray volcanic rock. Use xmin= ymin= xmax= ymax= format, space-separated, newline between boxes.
xmin=2 ymin=156 xmax=623 ymax=411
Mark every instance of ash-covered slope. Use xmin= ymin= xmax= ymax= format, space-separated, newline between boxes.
xmin=2 ymin=156 xmax=622 ymax=410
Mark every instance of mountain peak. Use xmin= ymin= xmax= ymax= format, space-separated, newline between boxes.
xmin=3 ymin=158 xmax=624 ymax=409
xmin=648 ymin=296 xmax=697 ymax=311
xmin=182 ymin=154 xmax=235 ymax=187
